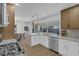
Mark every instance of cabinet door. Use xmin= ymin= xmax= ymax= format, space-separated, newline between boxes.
xmin=40 ymin=36 xmax=45 ymax=46
xmin=59 ymin=39 xmax=79 ymax=56
xmin=31 ymin=36 xmax=39 ymax=46
xmin=43 ymin=36 xmax=49 ymax=48
xmin=61 ymin=10 xmax=70 ymax=29
xmin=61 ymin=5 xmax=79 ymax=29
xmin=44 ymin=37 xmax=49 ymax=48
xmin=40 ymin=36 xmax=49 ymax=48
xmin=31 ymin=36 xmax=36 ymax=46
xmin=72 ymin=42 xmax=79 ymax=56
xmin=59 ymin=39 xmax=73 ymax=56
xmin=2 ymin=3 xmax=15 ymax=39
xmin=63 ymin=40 xmax=74 ymax=56
xmin=40 ymin=36 xmax=44 ymax=45
xmin=69 ymin=6 xmax=79 ymax=28
xmin=59 ymin=39 xmax=66 ymax=55
xmin=65 ymin=41 xmax=79 ymax=56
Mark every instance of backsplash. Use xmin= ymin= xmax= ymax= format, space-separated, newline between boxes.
xmin=62 ymin=29 xmax=79 ymax=38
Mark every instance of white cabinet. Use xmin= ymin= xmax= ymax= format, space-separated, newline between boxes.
xmin=59 ymin=39 xmax=79 ymax=56
xmin=40 ymin=36 xmax=44 ymax=45
xmin=0 ymin=3 xmax=8 ymax=27
xmin=31 ymin=34 xmax=49 ymax=48
xmin=59 ymin=39 xmax=66 ymax=55
xmin=40 ymin=36 xmax=49 ymax=48
xmin=31 ymin=35 xmax=39 ymax=46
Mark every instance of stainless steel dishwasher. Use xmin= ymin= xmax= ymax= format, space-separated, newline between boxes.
xmin=49 ymin=36 xmax=59 ymax=52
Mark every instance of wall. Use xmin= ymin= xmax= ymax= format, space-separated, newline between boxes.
xmin=40 ymin=13 xmax=60 ymax=26
xmin=15 ymin=21 xmax=30 ymax=33
xmin=63 ymin=29 xmax=79 ymax=39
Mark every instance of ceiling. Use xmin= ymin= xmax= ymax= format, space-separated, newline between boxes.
xmin=15 ymin=3 xmax=77 ymax=22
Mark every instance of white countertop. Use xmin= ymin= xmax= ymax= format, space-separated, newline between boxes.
xmin=60 ymin=36 xmax=79 ymax=43
xmin=30 ymin=33 xmax=79 ymax=43
xmin=0 ymin=39 xmax=17 ymax=45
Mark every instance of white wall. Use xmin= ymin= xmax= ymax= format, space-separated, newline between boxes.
xmin=15 ymin=21 xmax=30 ymax=33
xmin=40 ymin=13 xmax=60 ymax=26
xmin=39 ymin=13 xmax=61 ymax=30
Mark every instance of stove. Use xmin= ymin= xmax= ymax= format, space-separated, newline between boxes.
xmin=0 ymin=42 xmax=25 ymax=56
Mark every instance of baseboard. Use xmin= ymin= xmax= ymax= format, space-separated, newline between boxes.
xmin=49 ymin=49 xmax=62 ymax=56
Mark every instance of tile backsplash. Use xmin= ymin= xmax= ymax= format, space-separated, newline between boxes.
xmin=64 ymin=29 xmax=79 ymax=38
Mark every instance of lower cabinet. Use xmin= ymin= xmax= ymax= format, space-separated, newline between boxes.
xmin=40 ymin=36 xmax=49 ymax=48
xmin=31 ymin=35 xmax=49 ymax=48
xmin=59 ymin=39 xmax=79 ymax=56
xmin=31 ymin=35 xmax=39 ymax=46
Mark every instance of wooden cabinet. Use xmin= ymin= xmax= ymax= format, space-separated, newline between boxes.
xmin=59 ymin=39 xmax=79 ymax=56
xmin=2 ymin=3 xmax=15 ymax=40
xmin=61 ymin=9 xmax=70 ymax=29
xmin=69 ymin=6 xmax=79 ymax=28
xmin=61 ymin=5 xmax=79 ymax=29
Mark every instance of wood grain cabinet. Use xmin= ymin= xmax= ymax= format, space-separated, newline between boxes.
xmin=61 ymin=9 xmax=70 ymax=29
xmin=61 ymin=5 xmax=79 ymax=29
xmin=2 ymin=3 xmax=15 ymax=40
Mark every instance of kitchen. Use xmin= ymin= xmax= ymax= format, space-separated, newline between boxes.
xmin=0 ymin=3 xmax=79 ymax=56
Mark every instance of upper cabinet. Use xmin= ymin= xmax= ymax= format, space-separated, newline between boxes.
xmin=61 ymin=5 xmax=79 ymax=29
xmin=2 ymin=3 xmax=15 ymax=39
xmin=61 ymin=9 xmax=70 ymax=29
xmin=0 ymin=3 xmax=8 ymax=27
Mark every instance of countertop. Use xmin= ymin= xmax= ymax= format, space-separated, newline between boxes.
xmin=30 ymin=33 xmax=79 ymax=43
xmin=0 ymin=39 xmax=17 ymax=45
xmin=60 ymin=36 xmax=79 ymax=43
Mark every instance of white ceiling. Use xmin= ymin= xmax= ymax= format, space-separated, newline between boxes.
xmin=15 ymin=3 xmax=77 ymax=22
